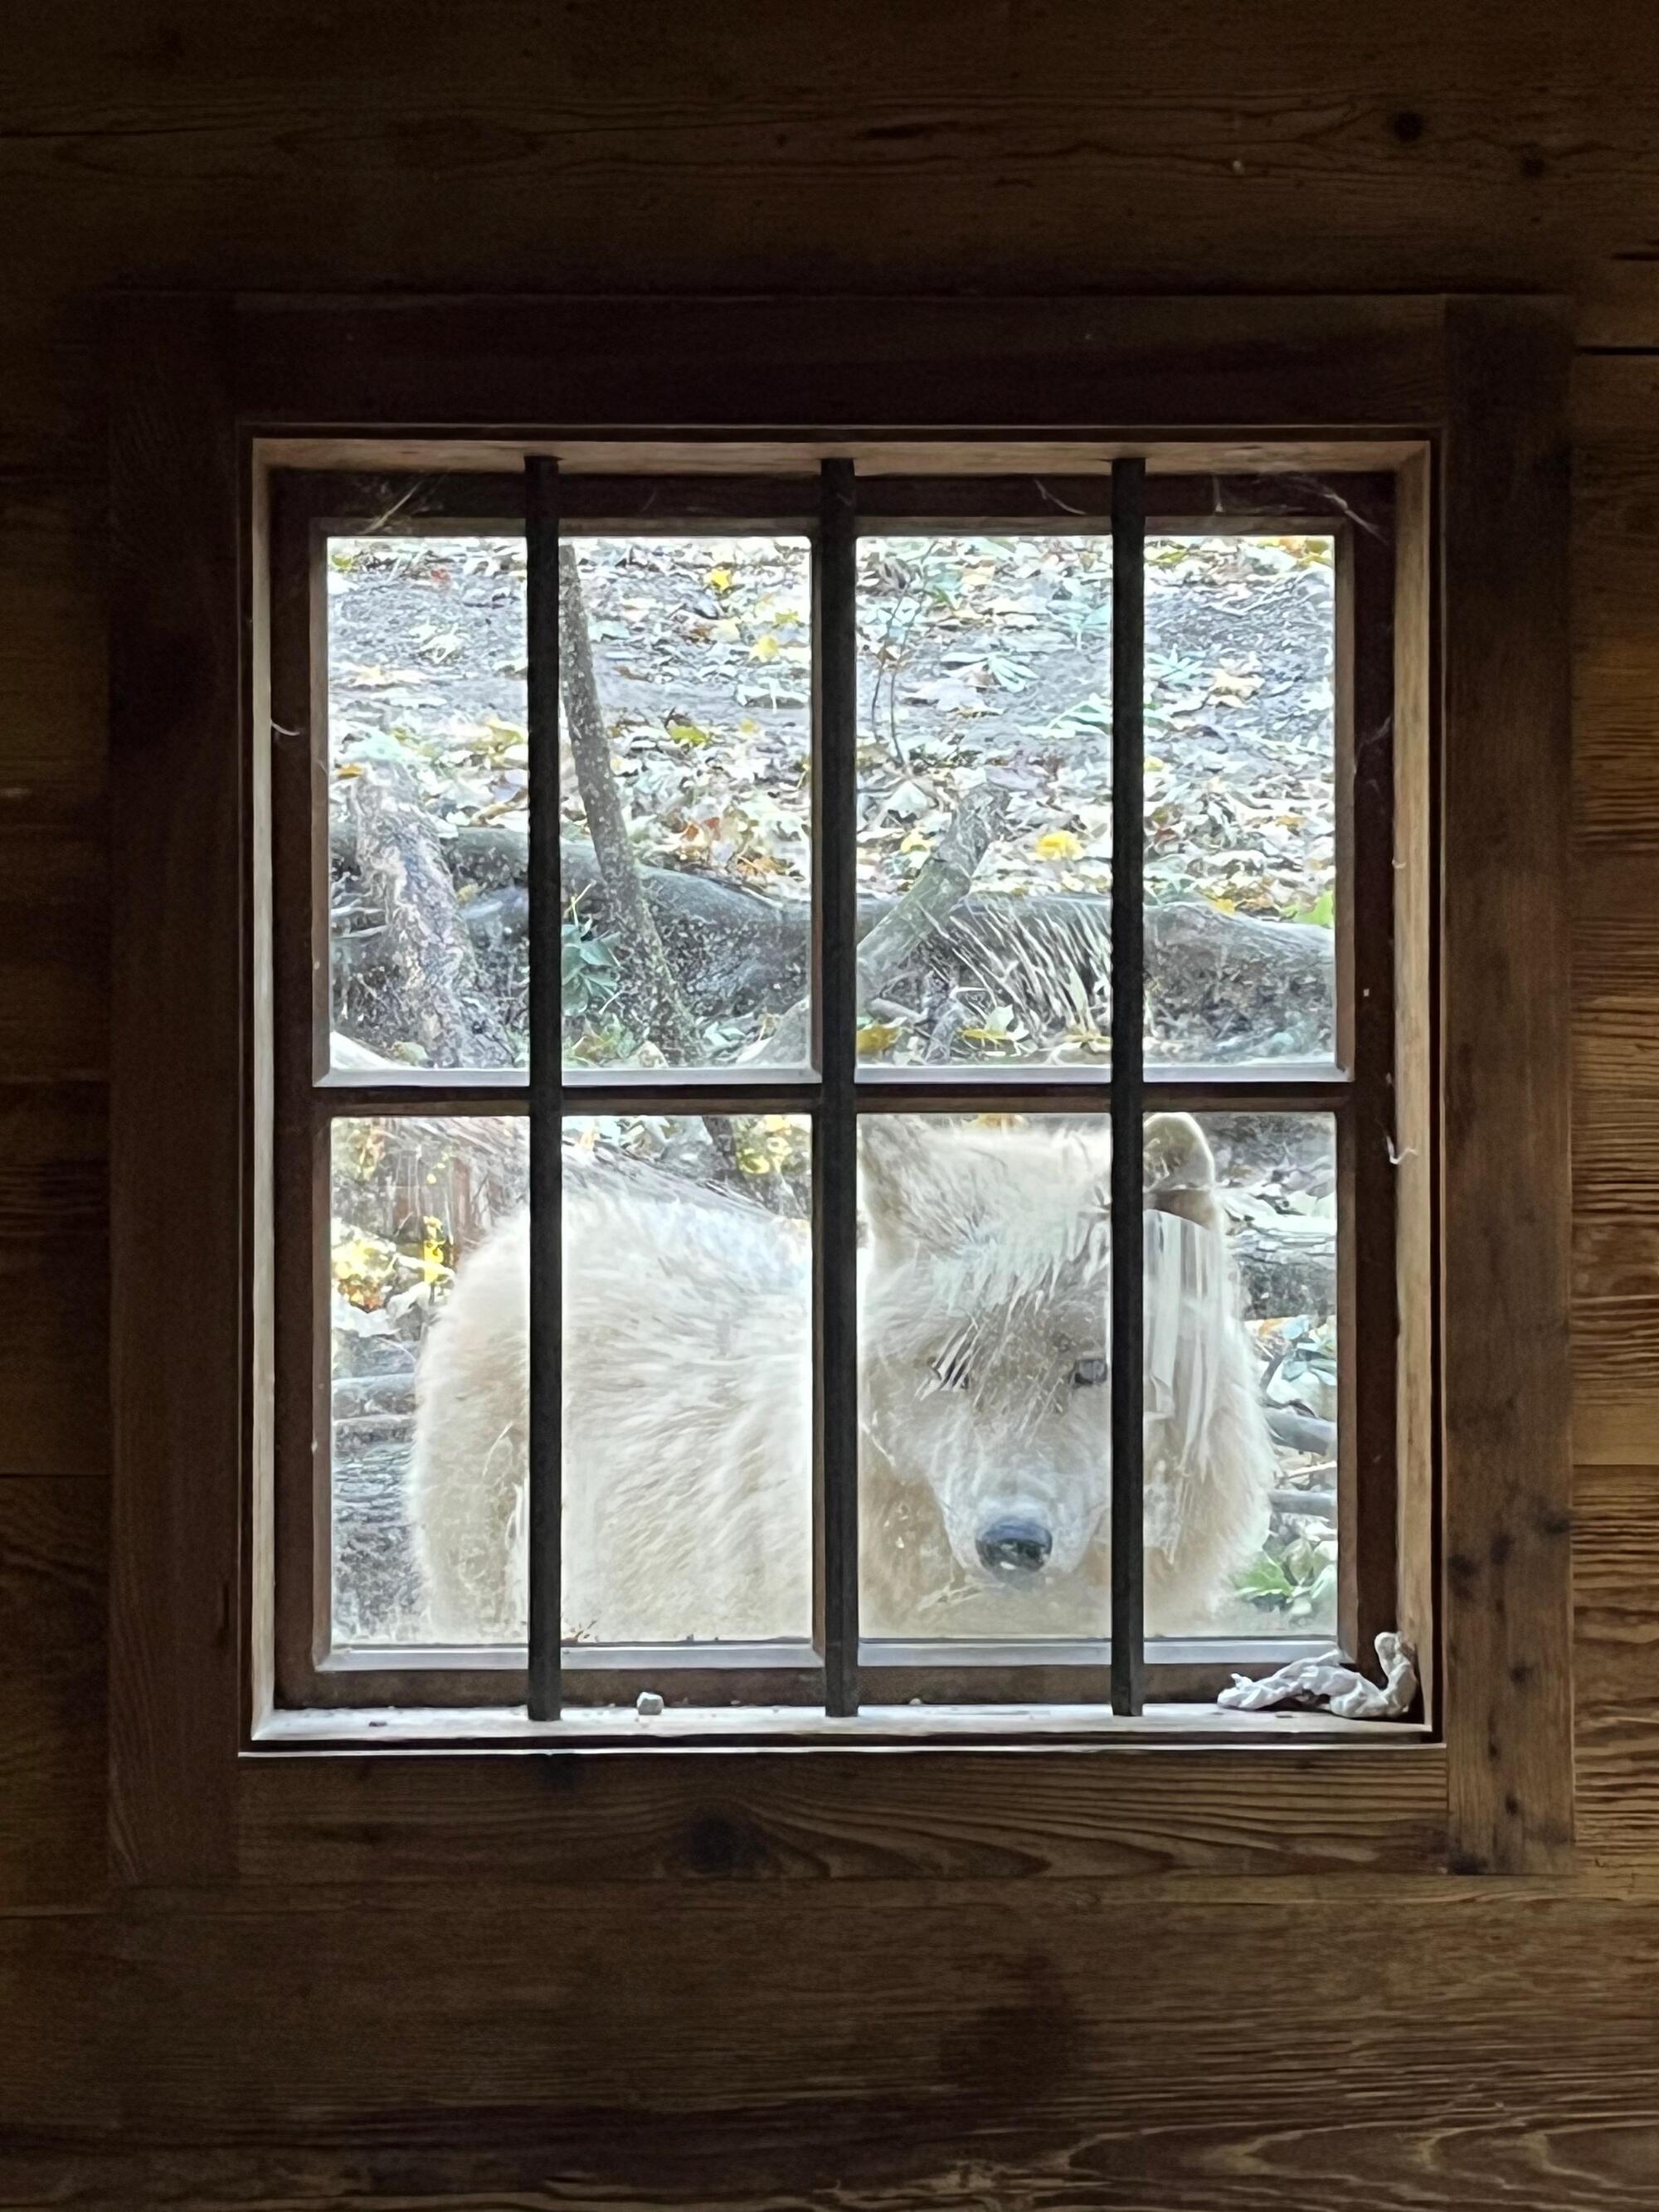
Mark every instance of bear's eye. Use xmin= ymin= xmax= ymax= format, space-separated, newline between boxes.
xmin=929 ymin=1352 xmax=973 ymax=1393
xmin=1071 ymin=1355 xmax=1109 ymax=1388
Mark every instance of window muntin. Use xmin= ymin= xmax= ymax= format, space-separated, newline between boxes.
xmin=274 ymin=456 xmax=1398 ymax=1726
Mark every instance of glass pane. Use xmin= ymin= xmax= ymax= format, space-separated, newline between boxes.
xmin=326 ymin=533 xmax=528 ymax=1075
xmin=855 ymin=534 xmax=1112 ymax=1068
xmin=858 ymin=1111 xmax=1336 ymax=1645
xmin=340 ymin=1111 xmax=814 ymax=1651
xmin=559 ymin=537 xmax=813 ymax=1071
xmin=1145 ymin=533 xmax=1337 ymax=1064
xmin=331 ymin=1114 xmax=528 ymax=1647
xmin=859 ymin=1113 xmax=1113 ymax=1638
xmin=1147 ymin=1111 xmax=1338 ymax=1641
xmin=562 ymin=1114 xmax=814 ymax=1643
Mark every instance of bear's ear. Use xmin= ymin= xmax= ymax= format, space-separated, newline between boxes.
xmin=1143 ymin=1112 xmax=1224 ymax=1234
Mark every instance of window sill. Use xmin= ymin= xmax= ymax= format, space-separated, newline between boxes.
xmin=251 ymin=1700 xmax=1433 ymax=1752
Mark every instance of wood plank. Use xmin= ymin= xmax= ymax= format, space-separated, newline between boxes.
xmin=1573 ymin=369 xmax=1659 ymax=1462
xmin=1576 ymin=1029 xmax=1659 ymax=1223
xmin=0 ymin=472 xmax=106 ymax=824
xmin=0 ymin=1082 xmax=105 ymax=1477
xmin=1574 ymin=1219 xmax=1659 ymax=1465
xmin=1574 ymin=396 xmax=1659 ymax=855
xmin=0 ymin=1476 xmax=105 ymax=1908
xmin=1 ymin=1894 xmax=1657 ymax=2205
xmin=1442 ymin=299 xmax=1576 ymax=1873
xmin=233 ymin=294 xmax=1451 ymax=433
xmin=0 ymin=828 xmax=105 ymax=1082
xmin=0 ymin=1914 xmax=115 ymax=2158
xmin=237 ymin=1743 xmax=1447 ymax=1889
xmin=6 ymin=2 xmax=1659 ymax=337
xmin=1576 ymin=1464 xmax=1659 ymax=1865
xmin=107 ymin=298 xmax=242 ymax=1885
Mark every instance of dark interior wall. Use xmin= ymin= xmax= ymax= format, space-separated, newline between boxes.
xmin=5 ymin=7 xmax=1659 ymax=2204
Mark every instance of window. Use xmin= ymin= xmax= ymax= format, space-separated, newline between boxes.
xmin=109 ymin=295 xmax=1571 ymax=1880
xmin=269 ymin=455 xmax=1409 ymax=1728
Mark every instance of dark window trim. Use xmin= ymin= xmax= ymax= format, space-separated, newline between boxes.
xmin=106 ymin=292 xmax=1571 ymax=1889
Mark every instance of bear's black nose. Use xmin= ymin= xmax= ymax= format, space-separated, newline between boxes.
xmin=975 ymin=1517 xmax=1053 ymax=1576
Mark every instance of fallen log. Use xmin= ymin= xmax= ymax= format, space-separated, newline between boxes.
xmin=1228 ymin=1218 xmax=1335 ymax=1321
xmin=332 ymin=821 xmax=1335 ymax=1055
xmin=1265 ymin=1407 xmax=1337 ymax=1457
xmin=345 ymin=765 xmax=513 ymax=1069
xmin=751 ymin=781 xmax=1006 ymax=1064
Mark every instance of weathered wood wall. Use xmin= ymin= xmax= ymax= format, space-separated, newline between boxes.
xmin=6 ymin=5 xmax=1659 ymax=2203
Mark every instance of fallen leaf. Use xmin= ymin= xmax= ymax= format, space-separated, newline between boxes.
xmin=856 ymin=1021 xmax=904 ymax=1054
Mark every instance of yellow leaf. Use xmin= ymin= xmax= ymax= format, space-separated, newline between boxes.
xmin=1034 ymin=830 xmax=1082 ymax=862
xmin=667 ymin=719 xmax=713 ymax=747
xmin=707 ymin=566 xmax=733 ymax=592
xmin=898 ymin=829 xmax=931 ymax=853
xmin=421 ymin=1216 xmax=448 ymax=1287
xmin=751 ymin=634 xmax=781 ymax=663
xmin=1207 ymin=894 xmax=1238 ymax=915
xmin=856 ymin=1021 xmax=904 ymax=1055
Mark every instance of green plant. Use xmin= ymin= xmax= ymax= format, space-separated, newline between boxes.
xmin=561 ymin=915 xmax=621 ymax=1022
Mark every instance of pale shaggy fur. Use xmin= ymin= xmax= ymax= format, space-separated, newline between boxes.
xmin=411 ymin=1116 xmax=1274 ymax=1646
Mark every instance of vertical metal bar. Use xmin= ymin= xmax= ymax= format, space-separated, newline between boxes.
xmin=815 ymin=459 xmax=861 ymax=1716
xmin=1110 ymin=457 xmax=1147 ymax=1717
xmin=525 ymin=457 xmax=564 ymax=1721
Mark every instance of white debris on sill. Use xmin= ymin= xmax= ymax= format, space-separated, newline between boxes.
xmin=1218 ymin=1631 xmax=1418 ymax=1720
xmin=635 ymin=1689 xmax=665 ymax=1719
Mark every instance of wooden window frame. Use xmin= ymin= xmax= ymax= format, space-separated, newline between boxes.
xmin=108 ymin=294 xmax=1571 ymax=1887
xmin=267 ymin=461 xmax=1399 ymax=1719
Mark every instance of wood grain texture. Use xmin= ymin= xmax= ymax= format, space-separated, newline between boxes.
xmin=0 ymin=1476 xmax=105 ymax=1908
xmin=232 ymin=294 xmax=1451 ymax=430
xmin=0 ymin=828 xmax=105 ymax=1082
xmin=1443 ymin=300 xmax=1576 ymax=1873
xmin=0 ymin=1082 xmax=105 ymax=1476
xmin=107 ymin=299 xmax=242 ymax=1886
xmin=5 ymin=1894 xmax=1659 ymax=2207
xmin=1573 ymin=361 xmax=1659 ymax=1467
xmin=237 ymin=1744 xmax=1447 ymax=1889
xmin=7 ymin=7 xmax=1659 ymax=2205
xmin=3 ymin=2 xmax=1659 ymax=341
xmin=1575 ymin=1463 xmax=1659 ymax=1861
